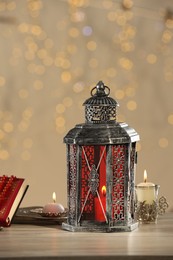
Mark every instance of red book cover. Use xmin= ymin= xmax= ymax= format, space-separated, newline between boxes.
xmin=0 ymin=175 xmax=29 ymax=227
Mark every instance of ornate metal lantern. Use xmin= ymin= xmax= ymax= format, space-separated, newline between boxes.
xmin=62 ymin=81 xmax=140 ymax=232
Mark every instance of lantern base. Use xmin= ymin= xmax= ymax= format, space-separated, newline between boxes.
xmin=62 ymin=221 xmax=138 ymax=232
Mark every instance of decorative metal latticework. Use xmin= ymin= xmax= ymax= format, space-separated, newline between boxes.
xmin=63 ymin=81 xmax=140 ymax=232
xmin=136 ymin=196 xmax=168 ymax=224
xmin=68 ymin=144 xmax=77 ymax=225
xmin=112 ymin=144 xmax=126 ymax=223
xmin=85 ymin=105 xmax=117 ymax=123
xmin=88 ymin=165 xmax=99 ymax=196
xmin=129 ymin=143 xmax=137 ymax=218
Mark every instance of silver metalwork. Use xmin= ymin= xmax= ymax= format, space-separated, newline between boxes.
xmin=158 ymin=196 xmax=169 ymax=215
xmin=88 ymin=165 xmax=99 ymax=195
xmin=68 ymin=145 xmax=77 ymax=224
xmin=136 ymin=196 xmax=169 ymax=224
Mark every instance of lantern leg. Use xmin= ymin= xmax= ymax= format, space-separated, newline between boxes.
xmin=78 ymin=188 xmax=91 ymax=223
xmin=96 ymin=190 xmax=108 ymax=223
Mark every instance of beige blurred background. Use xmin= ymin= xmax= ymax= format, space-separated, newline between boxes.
xmin=0 ymin=0 xmax=173 ymax=210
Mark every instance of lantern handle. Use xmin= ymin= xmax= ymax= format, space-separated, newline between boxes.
xmin=91 ymin=81 xmax=110 ymax=97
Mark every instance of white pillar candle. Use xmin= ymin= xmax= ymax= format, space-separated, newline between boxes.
xmin=136 ymin=170 xmax=155 ymax=204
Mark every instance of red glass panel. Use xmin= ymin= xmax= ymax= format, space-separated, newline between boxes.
xmin=80 ymin=145 xmax=107 ymax=222
xmin=94 ymin=146 xmax=106 ymax=222
xmin=80 ymin=145 xmax=95 ymax=220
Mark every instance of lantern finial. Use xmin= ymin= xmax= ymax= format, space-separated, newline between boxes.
xmin=91 ymin=81 xmax=110 ymax=97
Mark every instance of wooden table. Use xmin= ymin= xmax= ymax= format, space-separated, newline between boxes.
xmin=0 ymin=213 xmax=173 ymax=260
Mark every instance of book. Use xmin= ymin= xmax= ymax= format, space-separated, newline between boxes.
xmin=0 ymin=175 xmax=29 ymax=227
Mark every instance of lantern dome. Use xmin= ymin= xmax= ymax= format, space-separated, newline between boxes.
xmin=64 ymin=81 xmax=139 ymax=145
xmin=83 ymin=81 xmax=119 ymax=123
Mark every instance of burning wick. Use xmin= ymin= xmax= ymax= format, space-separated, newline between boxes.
xmin=101 ymin=185 xmax=106 ymax=197
xmin=53 ymin=192 xmax=56 ymax=203
xmin=144 ymin=169 xmax=147 ymax=183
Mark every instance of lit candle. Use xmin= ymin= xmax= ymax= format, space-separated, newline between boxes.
xmin=43 ymin=192 xmax=65 ymax=215
xmin=136 ymin=170 xmax=155 ymax=204
xmin=95 ymin=186 xmax=106 ymax=221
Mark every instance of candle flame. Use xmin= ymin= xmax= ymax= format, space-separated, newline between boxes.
xmin=52 ymin=192 xmax=56 ymax=203
xmin=144 ymin=170 xmax=147 ymax=183
xmin=101 ymin=185 xmax=106 ymax=196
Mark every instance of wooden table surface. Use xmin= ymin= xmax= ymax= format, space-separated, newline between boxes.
xmin=0 ymin=213 xmax=173 ymax=260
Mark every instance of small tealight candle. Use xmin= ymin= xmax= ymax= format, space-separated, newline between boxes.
xmin=136 ymin=170 xmax=155 ymax=204
xmin=43 ymin=192 xmax=64 ymax=216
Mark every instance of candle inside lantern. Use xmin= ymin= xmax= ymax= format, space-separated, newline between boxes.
xmin=95 ymin=185 xmax=106 ymax=222
xmin=42 ymin=192 xmax=65 ymax=216
xmin=102 ymin=185 xmax=106 ymax=196
xmin=136 ymin=170 xmax=155 ymax=204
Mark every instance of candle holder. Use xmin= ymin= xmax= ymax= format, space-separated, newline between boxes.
xmin=135 ymin=185 xmax=169 ymax=224
xmin=41 ymin=209 xmax=68 ymax=218
xmin=30 ymin=207 xmax=68 ymax=219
